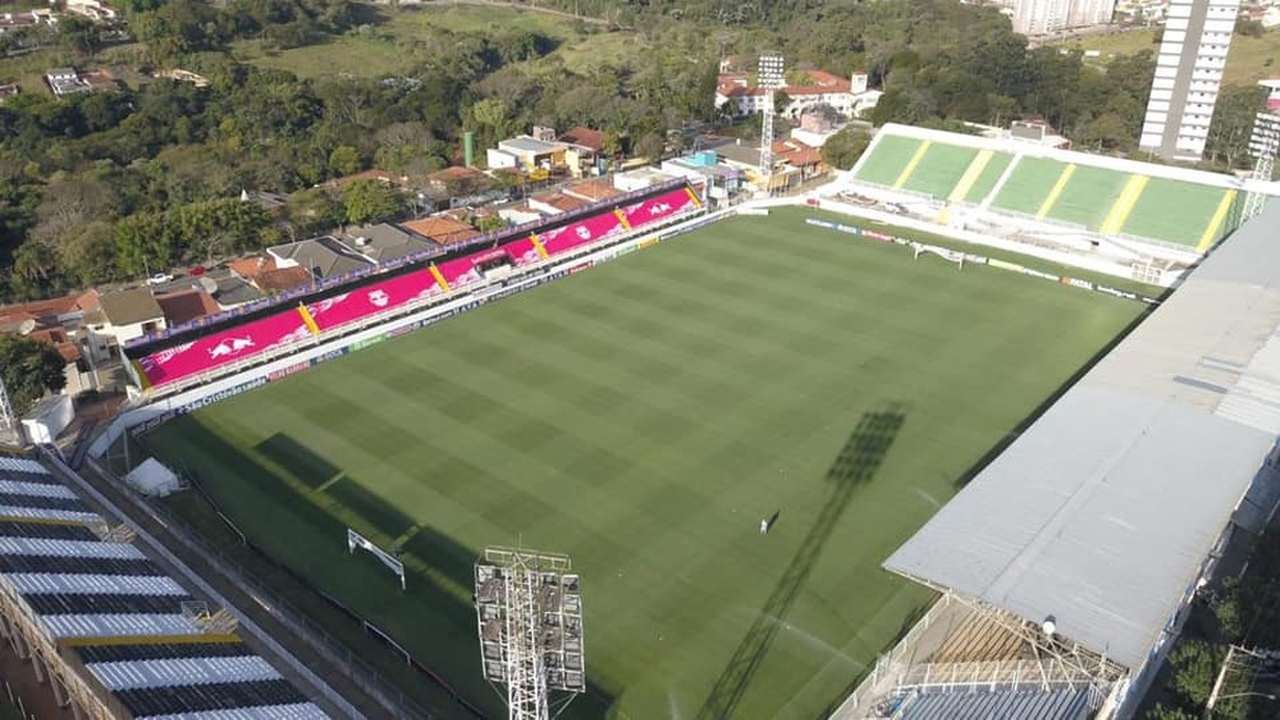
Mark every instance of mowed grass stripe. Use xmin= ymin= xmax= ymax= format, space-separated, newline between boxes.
xmin=148 ymin=207 xmax=1143 ymax=720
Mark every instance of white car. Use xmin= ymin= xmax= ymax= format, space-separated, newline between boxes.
xmin=146 ymin=272 xmax=175 ymax=286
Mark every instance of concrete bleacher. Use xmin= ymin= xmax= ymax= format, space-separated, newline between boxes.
xmin=893 ymin=688 xmax=1092 ymax=720
xmin=0 ymin=456 xmax=329 ymax=719
xmin=846 ymin=124 xmax=1257 ymax=257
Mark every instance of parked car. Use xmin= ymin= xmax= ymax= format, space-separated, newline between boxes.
xmin=146 ymin=272 xmax=174 ymax=286
xmin=188 ymin=266 xmax=206 ymax=277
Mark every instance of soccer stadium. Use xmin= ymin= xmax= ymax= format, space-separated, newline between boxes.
xmin=26 ymin=142 xmax=1274 ymax=720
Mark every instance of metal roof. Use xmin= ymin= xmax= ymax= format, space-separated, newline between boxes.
xmin=896 ymin=688 xmax=1091 ymax=720
xmin=885 ymin=200 xmax=1280 ymax=670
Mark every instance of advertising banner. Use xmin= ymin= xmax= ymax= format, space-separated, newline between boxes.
xmin=306 ymin=270 xmax=438 ymax=332
xmin=138 ymin=308 xmax=310 ymax=387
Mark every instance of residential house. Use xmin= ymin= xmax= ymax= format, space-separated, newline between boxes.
xmin=0 ymin=291 xmax=102 ymax=394
xmin=64 ymin=0 xmax=118 ymax=22
xmin=339 ymin=223 xmax=434 ymax=263
xmin=563 ymin=178 xmax=620 ymax=203
xmin=0 ymin=84 xmax=18 ymax=104
xmin=496 ymin=201 xmax=546 ymax=226
xmin=426 ymin=166 xmax=491 ymax=196
xmin=612 ymin=168 xmax=676 ymax=193
xmin=661 ymin=152 xmax=744 ymax=203
xmin=401 ymin=215 xmax=481 ymax=246
xmin=84 ymin=287 xmax=165 ymax=348
xmin=154 ymin=289 xmax=220 ymax=327
xmin=227 ymin=255 xmax=309 ymax=295
xmin=46 ymin=67 xmax=89 ymax=96
xmin=528 ymin=191 xmax=591 ymax=216
xmin=1262 ymin=79 xmax=1280 ymax=112
xmin=0 ymin=10 xmax=55 ymax=34
xmin=490 ymin=136 xmax=569 ymax=174
xmin=702 ymin=138 xmax=806 ymax=193
xmin=716 ymin=69 xmax=881 ymax=120
xmin=268 ymin=236 xmax=372 ymax=280
xmin=557 ymin=126 xmax=607 ymax=177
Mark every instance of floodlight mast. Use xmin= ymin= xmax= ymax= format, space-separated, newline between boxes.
xmin=0 ymin=376 xmax=14 ymax=435
xmin=475 ymin=547 xmax=585 ymax=720
xmin=757 ymin=54 xmax=785 ymax=192
xmin=1244 ymin=112 xmax=1280 ymax=222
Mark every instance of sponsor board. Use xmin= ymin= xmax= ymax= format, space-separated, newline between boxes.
xmin=350 ymin=335 xmax=387 ymax=352
xmin=1062 ymin=277 xmax=1094 ymax=291
xmin=1021 ymin=268 xmax=1060 ymax=282
xmin=267 ymin=362 xmax=308 ymax=382
xmin=638 ymin=237 xmax=660 ymax=250
xmin=987 ymin=258 xmax=1025 ymax=273
xmin=805 ymin=218 xmax=836 ymax=230
xmin=1096 ymin=285 xmax=1139 ymax=300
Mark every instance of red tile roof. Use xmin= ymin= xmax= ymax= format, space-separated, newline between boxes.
xmin=559 ymin=126 xmax=606 ymax=152
xmin=530 ymin=192 xmax=591 ymax=213
xmin=563 ymin=178 xmax=619 ymax=202
xmin=155 ymin=289 xmax=220 ymax=326
xmin=717 ymin=69 xmax=853 ymax=98
xmin=227 ymin=255 xmax=278 ymax=281
xmin=402 ymin=216 xmax=481 ymax=246
xmin=254 ymin=266 xmax=313 ymax=293
xmin=773 ymin=139 xmax=822 ymax=167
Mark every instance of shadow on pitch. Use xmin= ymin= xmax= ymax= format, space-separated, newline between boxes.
xmin=695 ymin=405 xmax=906 ymax=720
xmin=183 ymin=426 xmax=623 ymax=719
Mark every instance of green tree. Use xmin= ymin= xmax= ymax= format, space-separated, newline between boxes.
xmin=342 ymin=180 xmax=403 ymax=225
xmin=1144 ymin=704 xmax=1195 ymax=720
xmin=820 ymin=126 xmax=871 ymax=170
xmin=1170 ymin=639 xmax=1223 ymax=707
xmin=1207 ymin=85 xmax=1267 ymax=169
xmin=0 ymin=335 xmax=66 ymax=417
xmin=328 ymin=145 xmax=362 ymax=177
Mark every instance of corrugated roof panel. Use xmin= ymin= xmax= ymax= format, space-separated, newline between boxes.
xmin=0 ymin=480 xmax=78 ymax=499
xmin=135 ymin=702 xmax=331 ymax=720
xmin=43 ymin=613 xmax=201 ymax=638
xmin=885 ymin=200 xmax=1280 ymax=670
xmin=6 ymin=573 xmax=187 ymax=596
xmin=87 ymin=656 xmax=281 ymax=690
xmin=0 ymin=537 xmax=145 ymax=560
xmin=0 ymin=505 xmax=100 ymax=524
xmin=0 ymin=458 xmax=49 ymax=474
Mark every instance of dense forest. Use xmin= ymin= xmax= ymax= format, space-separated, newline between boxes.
xmin=0 ymin=0 xmax=1266 ymax=302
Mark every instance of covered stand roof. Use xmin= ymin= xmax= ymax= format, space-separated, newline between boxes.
xmin=885 ymin=200 xmax=1280 ymax=670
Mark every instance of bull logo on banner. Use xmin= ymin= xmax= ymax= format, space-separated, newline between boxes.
xmin=649 ymin=202 xmax=672 ymax=216
xmin=369 ymin=289 xmax=390 ymax=308
xmin=575 ymin=225 xmax=592 ymax=240
xmin=209 ymin=336 xmax=255 ymax=359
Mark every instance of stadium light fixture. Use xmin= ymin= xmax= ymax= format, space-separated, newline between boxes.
xmin=475 ymin=546 xmax=585 ymax=720
xmin=1244 ymin=112 xmax=1280 ymax=222
xmin=757 ymin=54 xmax=785 ymax=187
xmin=0 ymin=376 xmax=14 ymax=435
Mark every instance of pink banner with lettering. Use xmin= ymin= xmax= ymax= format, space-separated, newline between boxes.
xmin=138 ymin=185 xmax=697 ymax=388
xmin=625 ymin=188 xmax=694 ymax=229
xmin=436 ymin=253 xmax=484 ymax=288
xmin=502 ymin=237 xmax=540 ymax=266
xmin=542 ymin=212 xmax=622 ymax=256
xmin=306 ymin=270 xmax=438 ymax=332
xmin=139 ymin=308 xmax=310 ymax=387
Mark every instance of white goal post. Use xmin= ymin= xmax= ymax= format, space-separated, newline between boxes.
xmin=347 ymin=528 xmax=406 ymax=591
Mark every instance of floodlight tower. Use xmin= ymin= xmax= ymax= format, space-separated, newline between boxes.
xmin=1244 ymin=111 xmax=1280 ymax=222
xmin=757 ymin=54 xmax=785 ymax=190
xmin=475 ymin=547 xmax=585 ymax=720
xmin=0 ymin=376 xmax=14 ymax=435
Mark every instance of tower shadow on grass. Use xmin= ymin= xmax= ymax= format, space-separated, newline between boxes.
xmin=695 ymin=405 xmax=907 ymax=720
xmin=156 ymin=424 xmax=621 ymax=720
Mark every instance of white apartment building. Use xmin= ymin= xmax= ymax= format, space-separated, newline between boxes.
xmin=1012 ymin=0 xmax=1115 ymax=34
xmin=1139 ymin=0 xmax=1241 ymax=161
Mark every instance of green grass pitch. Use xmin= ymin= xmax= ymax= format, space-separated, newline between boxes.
xmin=145 ymin=207 xmax=1144 ymax=719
